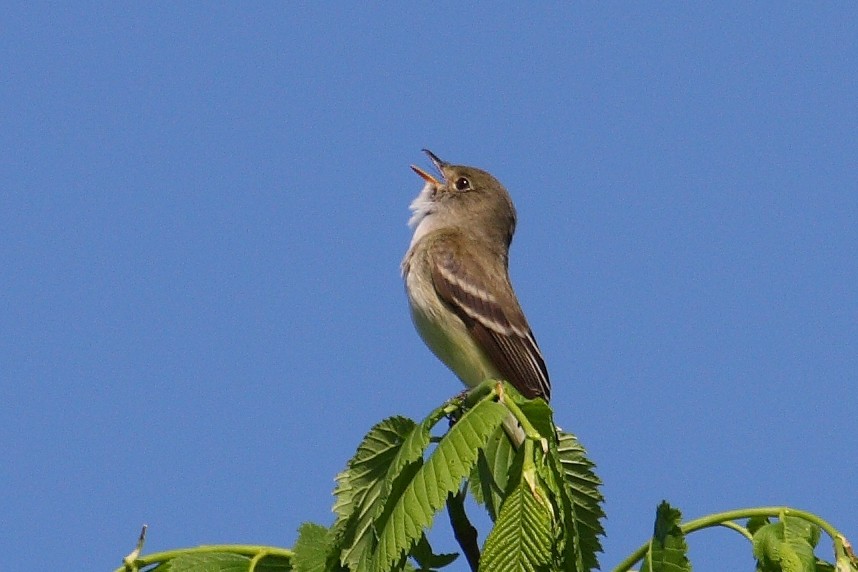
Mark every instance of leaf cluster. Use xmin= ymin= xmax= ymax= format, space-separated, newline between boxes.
xmin=116 ymin=384 xmax=857 ymax=572
xmin=319 ymin=381 xmax=605 ymax=572
xmin=620 ymin=502 xmax=858 ymax=572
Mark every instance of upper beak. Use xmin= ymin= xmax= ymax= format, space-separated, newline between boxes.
xmin=422 ymin=148 xmax=447 ymax=172
xmin=410 ymin=148 xmax=447 ymax=185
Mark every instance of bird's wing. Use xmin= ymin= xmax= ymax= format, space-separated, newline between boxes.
xmin=428 ymin=236 xmax=551 ymax=400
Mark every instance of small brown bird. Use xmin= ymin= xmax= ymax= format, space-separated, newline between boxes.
xmin=401 ymin=150 xmax=550 ymax=405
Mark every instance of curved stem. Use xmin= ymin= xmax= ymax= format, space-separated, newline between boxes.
xmin=718 ymin=520 xmax=753 ymax=542
xmin=249 ymin=549 xmax=274 ymax=572
xmin=447 ymin=489 xmax=481 ymax=571
xmin=114 ymin=545 xmax=294 ymax=572
xmin=463 ymin=379 xmax=499 ymax=408
xmin=612 ymin=506 xmax=846 ymax=572
xmin=683 ymin=507 xmax=841 ymax=540
xmin=612 ymin=540 xmax=651 ymax=572
xmin=496 ymin=383 xmax=541 ymax=442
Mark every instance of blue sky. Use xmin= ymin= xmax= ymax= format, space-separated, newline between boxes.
xmin=2 ymin=4 xmax=856 ymax=571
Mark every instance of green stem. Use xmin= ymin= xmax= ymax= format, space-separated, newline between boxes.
xmin=114 ymin=545 xmax=294 ymax=572
xmin=612 ymin=506 xmax=845 ymax=572
xmin=718 ymin=520 xmax=753 ymax=542
xmin=463 ymin=379 xmax=499 ymax=408
xmin=497 ymin=385 xmax=541 ymax=442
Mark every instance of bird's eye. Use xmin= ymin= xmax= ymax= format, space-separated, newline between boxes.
xmin=454 ymin=177 xmax=471 ymax=191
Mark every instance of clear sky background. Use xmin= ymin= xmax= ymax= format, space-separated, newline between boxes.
xmin=2 ymin=4 xmax=856 ymax=571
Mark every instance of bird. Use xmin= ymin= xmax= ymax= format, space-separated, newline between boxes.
xmin=401 ymin=149 xmax=550 ymax=413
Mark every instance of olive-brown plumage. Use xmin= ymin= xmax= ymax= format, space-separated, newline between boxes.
xmin=402 ymin=150 xmax=550 ymax=401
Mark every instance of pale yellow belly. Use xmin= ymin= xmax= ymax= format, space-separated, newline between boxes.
xmin=405 ymin=270 xmax=500 ymax=388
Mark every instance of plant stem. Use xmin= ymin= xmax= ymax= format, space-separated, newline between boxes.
xmin=114 ymin=545 xmax=294 ymax=572
xmin=718 ymin=520 xmax=754 ymax=542
xmin=447 ymin=489 xmax=481 ymax=572
xmin=497 ymin=384 xmax=541 ymax=442
xmin=612 ymin=506 xmax=846 ymax=572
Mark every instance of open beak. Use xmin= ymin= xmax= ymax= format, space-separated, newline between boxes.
xmin=410 ymin=148 xmax=448 ymax=185
xmin=410 ymin=164 xmax=439 ymax=185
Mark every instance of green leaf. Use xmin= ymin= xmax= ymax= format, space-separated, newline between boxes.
xmin=753 ymin=522 xmax=796 ymax=572
xmin=640 ymin=501 xmax=690 ymax=572
xmin=539 ymin=455 xmax=577 ymax=571
xmin=253 ymin=556 xmax=295 ymax=572
xmin=333 ymin=416 xmax=419 ymax=526
xmin=753 ymin=515 xmax=820 ymax=572
xmin=748 ymin=516 xmax=771 ymax=535
xmin=784 ymin=515 xmax=820 ymax=550
xmin=293 ymin=523 xmax=334 ymax=572
xmin=333 ymin=409 xmax=447 ymax=570
xmin=253 ymin=554 xmax=294 ymax=572
xmin=480 ymin=445 xmax=553 ymax=572
xmin=469 ymin=425 xmax=515 ymax=521
xmin=753 ymin=522 xmax=784 ymax=572
xmin=365 ymin=398 xmax=509 ymax=572
xmin=555 ymin=430 xmax=605 ymax=570
xmin=516 ymin=398 xmax=555 ymax=441
xmin=538 ymin=430 xmax=603 ymax=571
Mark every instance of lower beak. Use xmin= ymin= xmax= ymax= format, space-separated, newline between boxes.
xmin=410 ymin=165 xmax=439 ymax=185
